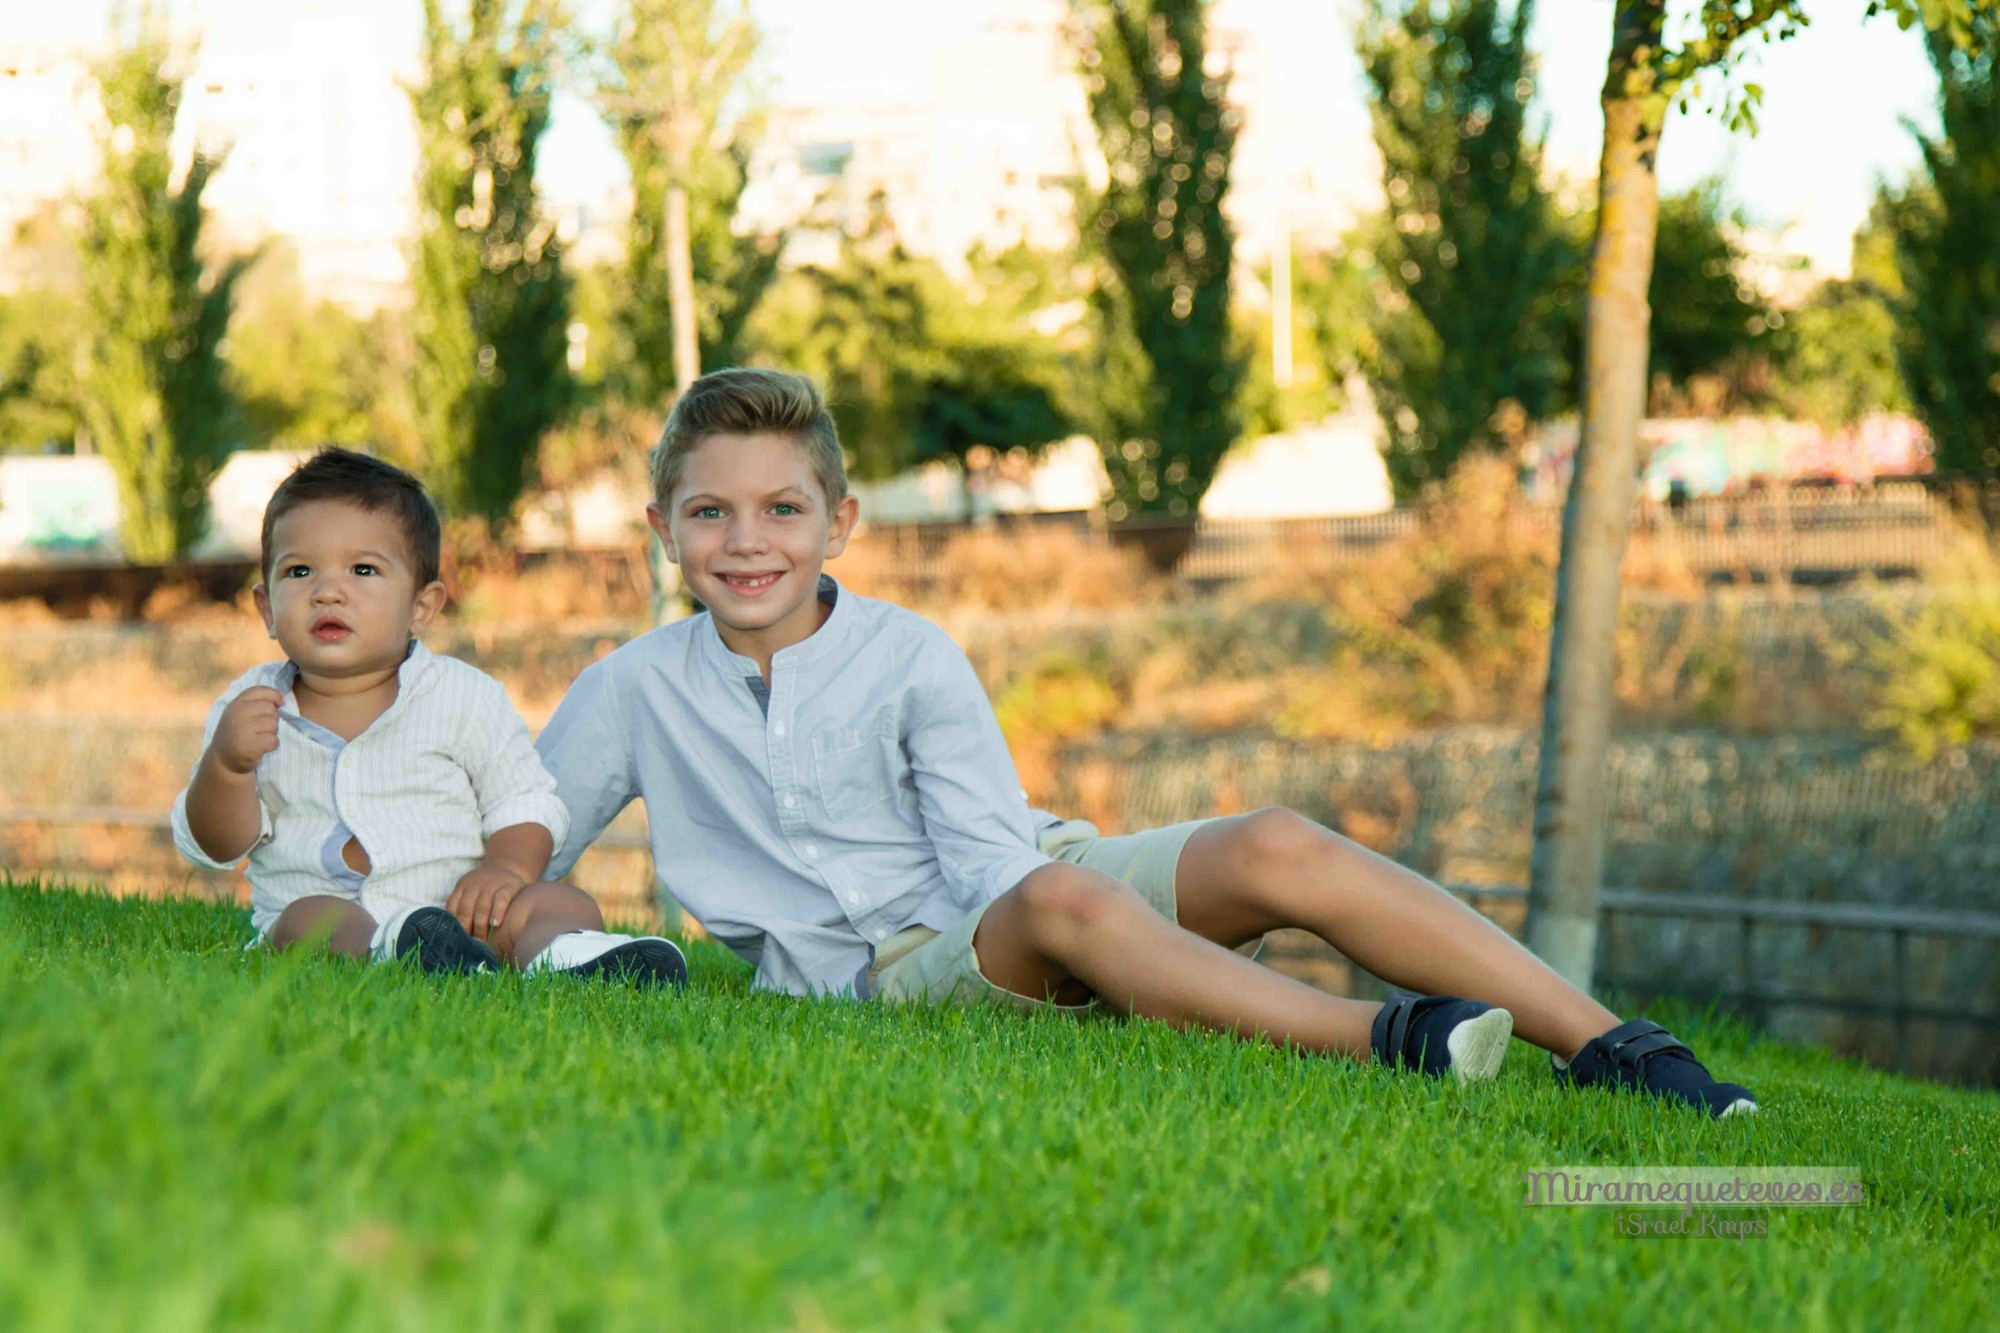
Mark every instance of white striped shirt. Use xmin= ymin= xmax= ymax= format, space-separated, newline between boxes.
xmin=170 ymin=641 xmax=570 ymax=935
xmin=539 ymin=577 xmax=1052 ymax=999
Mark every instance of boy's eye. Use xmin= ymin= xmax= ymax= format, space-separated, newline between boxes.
xmin=694 ymin=506 xmax=723 ymax=520
xmin=283 ymin=565 xmax=311 ymax=579
xmin=353 ymin=563 xmax=378 ymax=577
xmin=772 ymin=503 xmax=799 ymax=516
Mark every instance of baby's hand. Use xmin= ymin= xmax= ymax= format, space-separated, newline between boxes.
xmin=212 ymin=687 xmax=284 ymax=775
xmin=448 ymin=866 xmax=528 ymax=943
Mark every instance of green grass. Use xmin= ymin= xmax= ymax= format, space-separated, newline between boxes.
xmin=3 ymin=880 xmax=1995 ymax=1331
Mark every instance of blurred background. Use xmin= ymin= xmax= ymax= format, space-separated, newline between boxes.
xmin=2 ymin=1 xmax=1997 ymax=1082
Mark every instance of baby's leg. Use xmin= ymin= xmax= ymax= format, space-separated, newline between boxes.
xmin=972 ymin=863 xmax=1381 ymax=1057
xmin=267 ymin=895 xmax=376 ymax=958
xmin=486 ymin=882 xmax=606 ymax=969
xmin=1169 ymin=809 xmax=1618 ymax=1056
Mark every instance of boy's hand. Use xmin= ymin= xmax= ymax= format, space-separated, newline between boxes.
xmin=448 ymin=866 xmax=528 ymax=943
xmin=212 ymin=687 xmax=284 ymax=775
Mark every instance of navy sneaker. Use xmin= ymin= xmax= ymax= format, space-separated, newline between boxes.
xmin=1371 ymin=991 xmax=1513 ymax=1082
xmin=377 ymin=905 xmax=500 ymax=975
xmin=1554 ymin=1019 xmax=1758 ymax=1118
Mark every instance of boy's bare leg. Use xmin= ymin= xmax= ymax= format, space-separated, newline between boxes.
xmin=486 ymin=882 xmax=607 ymax=969
xmin=972 ymin=864 xmax=1382 ymax=1058
xmin=267 ymin=895 xmax=376 ymax=958
xmin=1168 ymin=810 xmax=1619 ymax=1057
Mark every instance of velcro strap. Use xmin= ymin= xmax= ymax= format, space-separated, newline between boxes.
xmin=1609 ymin=1028 xmax=1692 ymax=1069
xmin=1384 ymin=995 xmax=1416 ymax=1065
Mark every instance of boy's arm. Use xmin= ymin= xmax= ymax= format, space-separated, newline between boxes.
xmin=903 ymin=639 xmax=1053 ymax=903
xmin=534 ymin=656 xmax=642 ymax=883
xmin=172 ymin=686 xmax=284 ymax=868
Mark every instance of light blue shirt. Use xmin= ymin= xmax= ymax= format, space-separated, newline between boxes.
xmin=539 ymin=577 xmax=1054 ymax=998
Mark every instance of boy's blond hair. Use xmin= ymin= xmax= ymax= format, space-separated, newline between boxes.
xmin=650 ymin=368 xmax=848 ymax=509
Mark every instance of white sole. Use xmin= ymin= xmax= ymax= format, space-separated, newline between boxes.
xmin=1446 ymin=1007 xmax=1514 ymax=1083
xmin=1718 ymin=1097 xmax=1759 ymax=1118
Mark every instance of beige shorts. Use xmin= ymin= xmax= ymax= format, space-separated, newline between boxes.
xmin=866 ymin=816 xmax=1265 ymax=1012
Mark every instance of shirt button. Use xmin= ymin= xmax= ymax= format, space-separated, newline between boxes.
xmin=773 ymin=721 xmax=788 ymax=737
xmin=804 ymin=843 xmax=819 ymax=859
xmin=783 ymin=793 xmax=798 ymax=809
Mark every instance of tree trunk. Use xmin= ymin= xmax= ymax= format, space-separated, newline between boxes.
xmin=664 ymin=182 xmax=699 ymax=392
xmin=652 ymin=175 xmax=698 ymax=626
xmin=1524 ymin=0 xmax=1666 ymax=990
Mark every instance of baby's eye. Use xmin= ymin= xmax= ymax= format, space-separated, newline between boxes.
xmin=352 ymin=563 xmax=378 ymax=577
xmin=283 ymin=564 xmax=311 ymax=579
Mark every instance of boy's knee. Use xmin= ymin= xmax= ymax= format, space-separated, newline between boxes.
xmin=1229 ymin=807 xmax=1341 ymax=876
xmin=1015 ymin=864 xmax=1144 ymax=950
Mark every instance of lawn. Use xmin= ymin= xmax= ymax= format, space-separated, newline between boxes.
xmin=3 ymin=880 xmax=1994 ymax=1331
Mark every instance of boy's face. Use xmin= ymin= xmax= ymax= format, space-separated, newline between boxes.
xmin=649 ymin=431 xmax=860 ymax=656
xmin=253 ymin=500 xmax=446 ymax=683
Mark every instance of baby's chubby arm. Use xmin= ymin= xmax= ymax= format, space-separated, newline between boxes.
xmin=181 ymin=686 xmax=284 ymax=864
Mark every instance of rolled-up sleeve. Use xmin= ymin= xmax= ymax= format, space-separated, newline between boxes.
xmin=459 ymin=677 xmax=571 ymax=851
xmin=535 ymin=656 xmax=639 ymax=882
xmin=170 ymin=686 xmax=273 ymax=871
xmin=904 ymin=635 xmax=1051 ymax=903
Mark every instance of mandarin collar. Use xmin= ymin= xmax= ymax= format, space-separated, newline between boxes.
xmin=698 ymin=574 xmax=850 ymax=678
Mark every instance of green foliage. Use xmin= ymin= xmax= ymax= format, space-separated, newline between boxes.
xmin=1882 ymin=16 xmax=2000 ymax=472
xmin=0 ymin=289 xmax=80 ymax=451
xmin=73 ymin=26 xmax=252 ymax=562
xmin=748 ymin=226 xmax=1073 ymax=482
xmin=410 ymin=0 xmax=572 ymax=528
xmin=1070 ymin=0 xmax=1245 ymax=520
xmin=1356 ymin=0 xmax=1574 ymax=500
xmin=1644 ymin=178 xmax=1772 ymax=394
xmin=1870 ymin=592 xmax=2000 ymax=758
xmin=1771 ymin=216 xmax=1909 ymax=425
xmin=227 ymin=245 xmax=417 ymax=455
xmin=6 ymin=880 xmax=2000 ymax=1325
xmin=593 ymin=0 xmax=776 ymax=406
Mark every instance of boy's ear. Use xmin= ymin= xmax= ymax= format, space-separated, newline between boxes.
xmin=823 ymin=494 xmax=861 ymax=559
xmin=645 ymin=502 xmax=681 ymax=564
xmin=410 ymin=579 xmax=447 ymax=635
xmin=252 ymin=583 xmax=277 ymax=640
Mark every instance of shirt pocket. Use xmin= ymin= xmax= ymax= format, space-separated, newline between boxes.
xmin=811 ymin=718 xmax=901 ymax=823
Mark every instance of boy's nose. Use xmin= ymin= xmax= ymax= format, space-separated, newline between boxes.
xmin=724 ymin=520 xmax=767 ymax=553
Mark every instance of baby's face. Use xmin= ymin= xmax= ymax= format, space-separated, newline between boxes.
xmin=255 ymin=500 xmax=442 ymax=682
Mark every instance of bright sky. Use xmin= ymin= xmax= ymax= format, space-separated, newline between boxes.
xmin=17 ymin=0 xmax=1946 ymax=275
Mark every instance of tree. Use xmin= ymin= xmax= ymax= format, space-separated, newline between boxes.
xmin=72 ymin=24 xmax=251 ymax=561
xmin=592 ymin=0 xmax=766 ymax=407
xmin=748 ymin=225 xmax=1072 ymax=489
xmin=1069 ymin=0 xmax=1245 ymax=533
xmin=1771 ymin=211 xmax=1907 ymax=425
xmin=410 ymin=0 xmax=571 ymax=529
xmin=1645 ymin=178 xmax=1771 ymax=404
xmin=1526 ymin=0 xmax=1996 ymax=990
xmin=1882 ymin=17 xmax=2000 ymax=472
xmin=1357 ymin=0 xmax=1573 ymax=499
xmin=228 ymin=244 xmax=417 ymax=453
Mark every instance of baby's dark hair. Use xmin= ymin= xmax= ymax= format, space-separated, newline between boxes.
xmin=260 ymin=447 xmax=442 ymax=587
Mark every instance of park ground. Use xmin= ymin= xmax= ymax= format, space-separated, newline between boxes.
xmin=3 ymin=879 xmax=1995 ymax=1330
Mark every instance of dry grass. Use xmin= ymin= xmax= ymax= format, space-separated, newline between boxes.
xmin=835 ymin=523 xmax=1165 ymax=613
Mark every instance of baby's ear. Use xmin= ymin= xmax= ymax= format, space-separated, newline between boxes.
xmin=251 ymin=583 xmax=277 ymax=639
xmin=411 ymin=579 xmax=448 ymax=634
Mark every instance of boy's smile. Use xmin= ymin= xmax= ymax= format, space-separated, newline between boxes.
xmin=650 ymin=430 xmax=860 ymax=679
